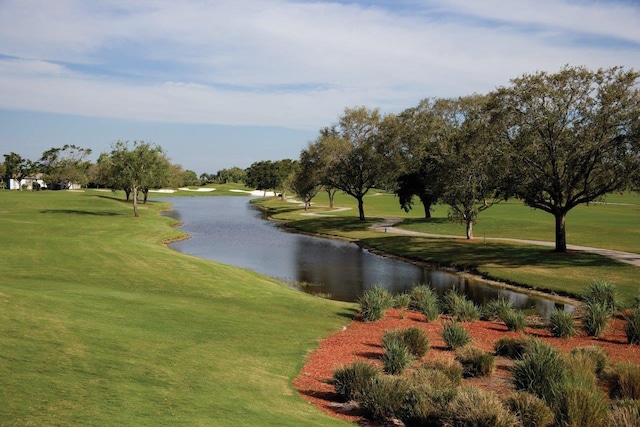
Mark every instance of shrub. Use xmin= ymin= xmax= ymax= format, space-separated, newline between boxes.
xmin=333 ymin=360 xmax=380 ymax=401
xmin=506 ymin=392 xmax=554 ymax=427
xmin=500 ymin=308 xmax=527 ymax=332
xmin=455 ymin=345 xmax=495 ymax=378
xmin=557 ymin=385 xmax=610 ymax=427
xmin=403 ymin=370 xmax=458 ymax=425
xmin=441 ymin=289 xmax=465 ymax=315
xmin=393 ymin=292 xmax=412 ymax=310
xmin=565 ymin=350 xmax=598 ymax=389
xmin=609 ymin=400 xmax=640 ymax=427
xmin=358 ymin=286 xmax=393 ymax=322
xmin=549 ymin=308 xmax=576 ymax=338
xmin=442 ymin=321 xmax=470 ymax=350
xmin=482 ymin=297 xmax=512 ymax=321
xmin=357 ymin=375 xmax=410 ymax=421
xmin=445 ymin=387 xmax=519 ymax=427
xmin=568 ymin=346 xmax=608 ymax=376
xmin=583 ymin=279 xmax=619 ymax=314
xmin=442 ymin=289 xmax=481 ymax=321
xmin=624 ymin=308 xmax=640 ymax=345
xmin=382 ymin=340 xmax=413 ymax=375
xmin=607 ymin=362 xmax=640 ymax=400
xmin=512 ymin=339 xmax=567 ymax=404
xmin=416 ymin=358 xmax=463 ymax=386
xmin=494 ymin=336 xmax=528 ymax=359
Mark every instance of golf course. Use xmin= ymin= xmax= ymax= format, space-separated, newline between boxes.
xmin=1 ymin=187 xmax=638 ymax=425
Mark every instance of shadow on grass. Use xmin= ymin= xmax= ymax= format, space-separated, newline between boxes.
xmin=289 ymin=217 xmax=373 ymax=234
xmin=40 ymin=209 xmax=122 ymax=216
xmin=361 ymin=235 xmax=623 ymax=269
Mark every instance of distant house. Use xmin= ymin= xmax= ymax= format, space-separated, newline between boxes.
xmin=9 ymin=174 xmax=48 ymax=190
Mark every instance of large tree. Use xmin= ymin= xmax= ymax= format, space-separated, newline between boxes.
xmin=496 ymin=66 xmax=640 ymax=252
xmin=39 ymin=144 xmax=92 ymax=189
xmin=319 ymin=106 xmax=389 ymax=220
xmin=292 ymin=143 xmax=323 ymax=210
xmin=437 ymin=95 xmax=509 ymax=239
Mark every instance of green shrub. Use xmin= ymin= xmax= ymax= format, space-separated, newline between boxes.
xmin=583 ymin=279 xmax=619 ymax=314
xmin=505 ymin=392 xmax=554 ymax=427
xmin=512 ymin=339 xmax=567 ymax=404
xmin=609 ymin=400 xmax=640 ymax=427
xmin=359 ymin=286 xmax=393 ymax=322
xmin=416 ymin=358 xmax=463 ymax=386
xmin=402 ymin=370 xmax=458 ymax=425
xmin=442 ymin=321 xmax=471 ymax=350
xmin=494 ymin=336 xmax=528 ymax=359
xmin=333 ymin=360 xmax=380 ymax=402
xmin=568 ymin=346 xmax=608 ymax=376
xmin=482 ymin=297 xmax=512 ymax=321
xmin=357 ymin=375 xmax=410 ymax=421
xmin=565 ymin=350 xmax=598 ymax=389
xmin=607 ymin=362 xmax=640 ymax=400
xmin=557 ymin=385 xmax=610 ymax=427
xmin=382 ymin=340 xmax=413 ymax=375
xmin=455 ymin=345 xmax=495 ymax=378
xmin=549 ymin=308 xmax=576 ymax=338
xmin=582 ymin=301 xmax=612 ymax=337
xmin=442 ymin=290 xmax=481 ymax=321
xmin=393 ymin=292 xmax=412 ymax=310
xmin=445 ymin=387 xmax=519 ymax=427
xmin=624 ymin=308 xmax=640 ymax=345
xmin=441 ymin=289 xmax=465 ymax=315
xmin=500 ymin=308 xmax=527 ymax=332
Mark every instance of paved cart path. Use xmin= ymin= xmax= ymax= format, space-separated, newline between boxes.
xmin=370 ymin=218 xmax=640 ymax=267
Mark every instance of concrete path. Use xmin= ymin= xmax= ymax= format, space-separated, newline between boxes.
xmin=370 ymin=218 xmax=640 ymax=267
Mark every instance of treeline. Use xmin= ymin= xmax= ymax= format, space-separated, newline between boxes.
xmin=250 ymin=66 xmax=640 ymax=253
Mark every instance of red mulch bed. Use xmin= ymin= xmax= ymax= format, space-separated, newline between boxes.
xmin=293 ymin=309 xmax=640 ymax=425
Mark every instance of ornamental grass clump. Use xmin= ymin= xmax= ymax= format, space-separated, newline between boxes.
xmin=382 ymin=327 xmax=430 ymax=359
xmin=549 ymin=308 xmax=576 ymax=338
xmin=624 ymin=308 xmax=640 ymax=345
xmin=392 ymin=292 xmax=412 ymax=310
xmin=357 ymin=375 xmax=410 ymax=422
xmin=333 ymin=361 xmax=380 ymax=402
xmin=568 ymin=346 xmax=608 ymax=376
xmin=609 ymin=400 xmax=640 ymax=427
xmin=582 ymin=301 xmax=611 ymax=337
xmin=512 ymin=338 xmax=568 ymax=405
xmin=505 ymin=392 xmax=554 ymax=427
xmin=494 ymin=336 xmax=528 ymax=359
xmin=410 ymin=284 xmax=436 ymax=310
xmin=442 ymin=289 xmax=480 ymax=321
xmin=556 ymin=384 xmax=610 ymax=427
xmin=455 ymin=345 xmax=495 ymax=378
xmin=606 ymin=362 xmax=640 ymax=400
xmin=442 ymin=321 xmax=470 ymax=350
xmin=358 ymin=286 xmax=393 ymax=322
xmin=583 ymin=279 xmax=620 ymax=314
xmin=445 ymin=387 xmax=519 ymax=427
xmin=416 ymin=358 xmax=463 ymax=386
xmin=382 ymin=340 xmax=413 ymax=375
xmin=500 ymin=308 xmax=527 ymax=332
xmin=482 ymin=297 xmax=512 ymax=321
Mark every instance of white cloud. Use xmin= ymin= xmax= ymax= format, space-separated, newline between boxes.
xmin=0 ymin=0 xmax=638 ymax=131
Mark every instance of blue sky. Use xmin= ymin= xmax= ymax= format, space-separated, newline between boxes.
xmin=1 ymin=0 xmax=639 ymax=174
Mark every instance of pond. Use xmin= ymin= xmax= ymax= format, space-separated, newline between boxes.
xmin=160 ymin=196 xmax=571 ymax=316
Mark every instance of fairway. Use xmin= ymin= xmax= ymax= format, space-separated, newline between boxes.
xmin=0 ymin=190 xmax=353 ymax=426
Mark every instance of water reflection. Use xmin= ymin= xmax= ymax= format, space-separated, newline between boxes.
xmin=159 ymin=196 xmax=571 ymax=316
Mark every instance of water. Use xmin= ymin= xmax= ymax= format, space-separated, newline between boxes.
xmin=159 ymin=196 xmax=570 ymax=316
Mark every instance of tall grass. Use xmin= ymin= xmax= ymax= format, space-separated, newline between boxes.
xmin=512 ymin=339 xmax=567 ymax=405
xmin=358 ymin=286 xmax=393 ymax=322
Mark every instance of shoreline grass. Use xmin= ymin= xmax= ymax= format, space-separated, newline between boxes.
xmin=0 ymin=190 xmax=353 ymax=426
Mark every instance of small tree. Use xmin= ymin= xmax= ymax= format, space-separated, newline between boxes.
xmin=2 ymin=152 xmax=31 ymax=190
xmin=38 ymin=144 xmax=92 ymax=189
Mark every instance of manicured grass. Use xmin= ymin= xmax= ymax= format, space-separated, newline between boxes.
xmin=0 ymin=190 xmax=353 ymax=426
xmin=257 ymin=191 xmax=640 ymax=305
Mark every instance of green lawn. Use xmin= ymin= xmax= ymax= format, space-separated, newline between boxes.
xmin=258 ymin=191 xmax=640 ymax=305
xmin=0 ymin=190 xmax=353 ymax=426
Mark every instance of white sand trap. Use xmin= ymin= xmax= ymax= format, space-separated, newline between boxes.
xmin=179 ymin=187 xmax=216 ymax=192
xmin=229 ymin=189 xmax=276 ymax=197
xmin=149 ymin=189 xmax=176 ymax=193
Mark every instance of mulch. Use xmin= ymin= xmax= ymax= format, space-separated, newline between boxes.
xmin=293 ymin=308 xmax=640 ymax=425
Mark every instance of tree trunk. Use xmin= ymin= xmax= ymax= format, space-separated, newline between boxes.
xmin=326 ymin=188 xmax=335 ymax=208
xmin=125 ymin=188 xmax=131 ymax=201
xmin=357 ymin=197 xmax=366 ymax=221
xmin=422 ymin=201 xmax=432 ymax=219
xmin=142 ymin=189 xmax=148 ymax=204
xmin=554 ymin=211 xmax=567 ymax=252
xmin=466 ymin=219 xmax=473 ymax=239
xmin=133 ymin=186 xmax=139 ymax=217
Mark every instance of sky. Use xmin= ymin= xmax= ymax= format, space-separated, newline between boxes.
xmin=1 ymin=0 xmax=639 ymax=174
